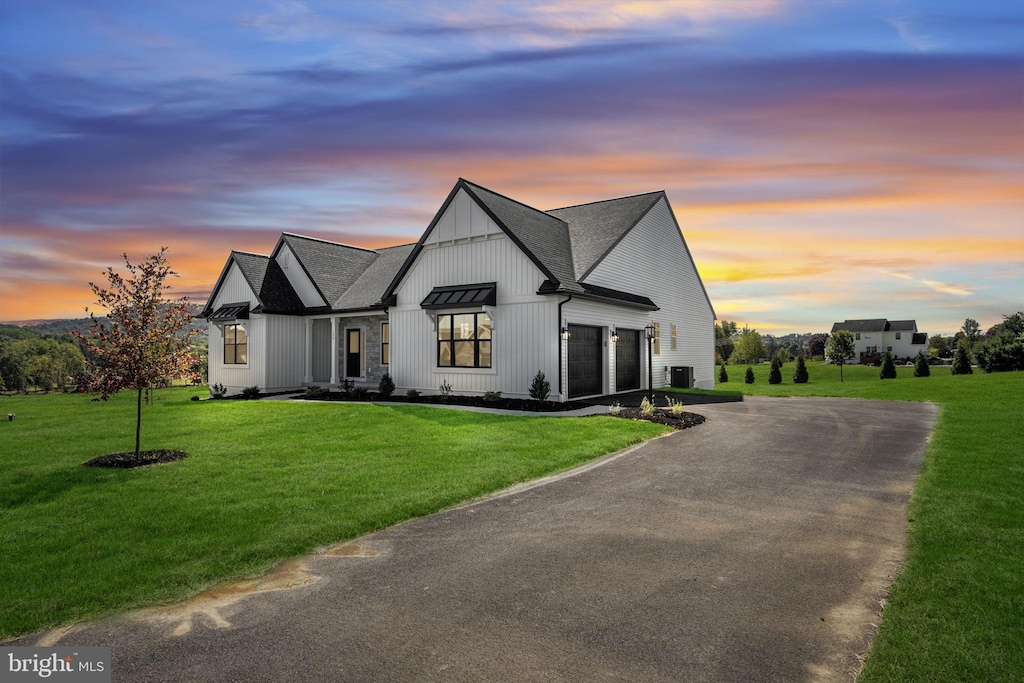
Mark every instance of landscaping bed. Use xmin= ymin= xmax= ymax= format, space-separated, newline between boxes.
xmin=613 ymin=407 xmax=705 ymax=430
xmin=299 ymin=390 xmax=593 ymax=412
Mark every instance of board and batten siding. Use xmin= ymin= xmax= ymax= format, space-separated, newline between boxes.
xmin=311 ymin=318 xmax=332 ymax=382
xmin=390 ymin=190 xmax=558 ymax=397
xmin=264 ymin=315 xmax=306 ymax=390
xmin=276 ymin=243 xmax=325 ymax=308
xmin=208 ymin=314 xmax=266 ymax=393
xmin=207 ymin=262 xmax=266 ymax=395
xmin=582 ymin=197 xmax=715 ymax=389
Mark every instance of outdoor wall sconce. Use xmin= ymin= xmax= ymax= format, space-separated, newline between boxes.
xmin=610 ymin=332 xmax=619 ymax=344
xmin=561 ymin=326 xmax=571 ymax=340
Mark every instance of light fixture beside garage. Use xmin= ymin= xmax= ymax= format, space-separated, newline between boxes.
xmin=610 ymin=327 xmax=619 ymax=344
xmin=561 ymin=326 xmax=571 ymax=340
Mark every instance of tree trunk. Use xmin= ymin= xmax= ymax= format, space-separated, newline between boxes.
xmin=135 ymin=386 xmax=143 ymax=459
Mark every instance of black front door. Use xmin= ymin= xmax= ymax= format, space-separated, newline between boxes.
xmin=568 ymin=324 xmax=602 ymax=398
xmin=346 ymin=329 xmax=361 ymax=377
xmin=615 ymin=328 xmax=641 ymax=391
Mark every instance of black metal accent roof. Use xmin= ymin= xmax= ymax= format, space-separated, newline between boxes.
xmin=421 ymin=283 xmax=497 ymax=309
xmin=912 ymin=332 xmax=928 ymax=345
xmin=209 ymin=303 xmax=250 ymax=321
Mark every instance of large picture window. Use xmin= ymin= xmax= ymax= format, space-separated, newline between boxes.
xmin=224 ymin=323 xmax=247 ymax=364
xmin=438 ymin=312 xmax=491 ymax=368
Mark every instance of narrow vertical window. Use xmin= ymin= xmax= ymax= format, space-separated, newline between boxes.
xmin=671 ymin=323 xmax=678 ymax=350
xmin=224 ymin=323 xmax=247 ymax=364
xmin=381 ymin=322 xmax=390 ymax=365
xmin=653 ymin=322 xmax=661 ymax=355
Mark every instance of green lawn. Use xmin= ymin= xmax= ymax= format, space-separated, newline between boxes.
xmin=0 ymin=389 xmax=667 ymax=639
xmin=673 ymin=363 xmax=1024 ymax=682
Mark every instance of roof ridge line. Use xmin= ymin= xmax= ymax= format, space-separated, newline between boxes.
xmin=231 ymin=249 xmax=270 ymax=258
xmin=281 ymin=232 xmax=379 ymax=253
xmin=459 ymin=178 xmax=568 ymax=227
xmin=548 ymin=189 xmax=663 ymax=212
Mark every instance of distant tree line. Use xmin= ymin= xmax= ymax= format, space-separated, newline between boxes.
xmin=715 ymin=321 xmax=827 ymax=365
xmin=0 ymin=315 xmax=208 ymax=394
xmin=0 ymin=329 xmax=87 ymax=393
xmin=715 ymin=312 xmax=1023 ymax=374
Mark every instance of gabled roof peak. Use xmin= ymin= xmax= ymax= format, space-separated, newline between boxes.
xmin=230 ymin=249 xmax=269 ymax=258
xmin=459 ymin=178 xmax=569 ymax=227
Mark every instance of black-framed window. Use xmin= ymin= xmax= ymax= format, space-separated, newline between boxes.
xmin=895 ymin=332 xmax=901 ymax=340
xmin=381 ymin=322 xmax=390 ymax=365
xmin=438 ymin=312 xmax=491 ymax=368
xmin=224 ymin=323 xmax=247 ymax=364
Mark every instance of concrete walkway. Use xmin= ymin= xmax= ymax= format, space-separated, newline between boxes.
xmin=21 ymin=396 xmax=937 ymax=682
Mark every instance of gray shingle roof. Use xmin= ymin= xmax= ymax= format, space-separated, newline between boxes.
xmin=831 ymin=319 xmax=920 ymax=333
xmin=831 ymin=319 xmax=889 ymax=333
xmin=279 ymin=234 xmax=378 ymax=306
xmin=461 ymin=180 xmax=583 ymax=292
xmin=229 ymin=251 xmax=305 ymax=314
xmin=383 ymin=179 xmax=705 ymax=310
xmin=548 ymin=191 xmax=663 ymax=279
xmin=332 ymin=244 xmax=416 ymax=310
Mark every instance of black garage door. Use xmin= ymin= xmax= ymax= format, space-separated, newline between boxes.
xmin=568 ymin=324 xmax=602 ymax=398
xmin=615 ymin=328 xmax=641 ymax=391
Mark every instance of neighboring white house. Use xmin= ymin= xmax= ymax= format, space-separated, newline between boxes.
xmin=202 ymin=178 xmax=716 ymax=400
xmin=830 ymin=318 xmax=928 ymax=363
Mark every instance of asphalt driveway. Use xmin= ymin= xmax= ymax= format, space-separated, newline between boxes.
xmin=21 ymin=396 xmax=937 ymax=682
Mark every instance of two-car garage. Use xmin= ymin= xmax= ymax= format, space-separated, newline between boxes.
xmin=567 ymin=325 xmax=641 ymax=399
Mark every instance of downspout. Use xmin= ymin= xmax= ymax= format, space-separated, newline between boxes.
xmin=557 ymin=294 xmax=573 ymax=401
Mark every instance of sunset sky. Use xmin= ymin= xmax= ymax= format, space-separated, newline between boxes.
xmin=2 ymin=0 xmax=1021 ymax=334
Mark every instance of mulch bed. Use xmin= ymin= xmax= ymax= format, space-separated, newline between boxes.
xmin=613 ymin=407 xmax=706 ymax=430
xmin=83 ymin=450 xmax=187 ymax=469
xmin=303 ymin=392 xmax=593 ymax=412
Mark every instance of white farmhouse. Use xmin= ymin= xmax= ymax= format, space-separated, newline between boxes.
xmin=830 ymin=318 xmax=928 ymax=364
xmin=202 ymin=178 xmax=716 ymax=400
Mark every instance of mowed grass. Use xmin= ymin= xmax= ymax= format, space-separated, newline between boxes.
xmin=0 ymin=389 xmax=667 ymax=639
xmin=673 ymin=363 xmax=1024 ymax=682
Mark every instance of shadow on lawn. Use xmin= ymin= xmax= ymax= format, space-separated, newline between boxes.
xmin=0 ymin=466 xmax=125 ymax=510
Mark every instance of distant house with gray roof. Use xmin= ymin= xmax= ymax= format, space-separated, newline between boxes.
xmin=830 ymin=318 xmax=928 ymax=364
xmin=202 ymin=178 xmax=715 ymax=399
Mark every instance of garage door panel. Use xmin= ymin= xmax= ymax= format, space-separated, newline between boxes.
xmin=615 ymin=328 xmax=640 ymax=391
xmin=568 ymin=324 xmax=602 ymax=398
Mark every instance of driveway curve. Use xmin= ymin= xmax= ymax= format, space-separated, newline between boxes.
xmin=22 ymin=396 xmax=937 ymax=682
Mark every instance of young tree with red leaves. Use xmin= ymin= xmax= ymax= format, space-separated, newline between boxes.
xmin=73 ymin=248 xmax=199 ymax=460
